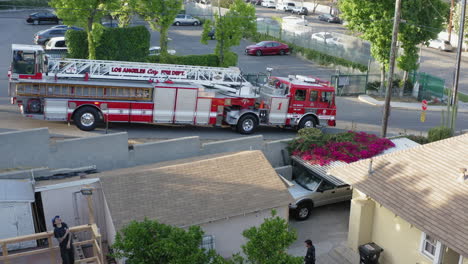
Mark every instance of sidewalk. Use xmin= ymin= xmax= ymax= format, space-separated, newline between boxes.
xmin=358 ymin=95 xmax=468 ymax=113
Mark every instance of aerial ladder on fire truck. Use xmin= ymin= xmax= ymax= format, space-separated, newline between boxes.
xmin=43 ymin=57 xmax=251 ymax=89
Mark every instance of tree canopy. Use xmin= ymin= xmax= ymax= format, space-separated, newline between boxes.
xmin=229 ymin=210 xmax=303 ymax=264
xmin=340 ymin=0 xmax=448 ymax=82
xmin=49 ymin=0 xmax=119 ymax=59
xmin=131 ymin=0 xmax=183 ymax=57
xmin=111 ymin=219 xmax=225 ymax=264
xmin=201 ymin=0 xmax=256 ymax=66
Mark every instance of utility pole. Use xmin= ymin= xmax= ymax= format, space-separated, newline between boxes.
xmin=448 ymin=0 xmax=455 ymax=43
xmin=450 ymin=0 xmax=466 ymax=133
xmin=381 ymin=0 xmax=402 ymax=138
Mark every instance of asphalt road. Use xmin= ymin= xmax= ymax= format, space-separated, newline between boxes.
xmin=0 ymin=9 xmax=466 ymax=140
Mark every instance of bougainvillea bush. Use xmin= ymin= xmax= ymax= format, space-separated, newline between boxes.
xmin=288 ymin=128 xmax=395 ymax=166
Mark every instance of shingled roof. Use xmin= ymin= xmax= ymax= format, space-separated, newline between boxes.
xmin=96 ymin=151 xmax=292 ymax=230
xmin=329 ymin=134 xmax=468 ymax=258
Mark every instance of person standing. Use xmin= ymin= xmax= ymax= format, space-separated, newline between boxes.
xmin=304 ymin=239 xmax=316 ymax=264
xmin=52 ymin=216 xmax=75 ymax=264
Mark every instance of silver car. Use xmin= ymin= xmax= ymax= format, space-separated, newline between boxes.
xmin=279 ymin=156 xmax=352 ymax=221
xmin=174 ymin=14 xmax=200 ymax=26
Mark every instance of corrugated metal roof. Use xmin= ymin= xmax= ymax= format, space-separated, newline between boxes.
xmin=292 ymin=137 xmax=420 ymax=186
xmin=0 ymin=180 xmax=34 ymax=202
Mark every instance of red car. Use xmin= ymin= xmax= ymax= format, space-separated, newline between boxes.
xmin=245 ymin=41 xmax=290 ymax=56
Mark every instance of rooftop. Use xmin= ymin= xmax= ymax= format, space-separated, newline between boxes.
xmin=94 ymin=151 xmax=293 ymax=230
xmin=329 ymin=134 xmax=468 ymax=258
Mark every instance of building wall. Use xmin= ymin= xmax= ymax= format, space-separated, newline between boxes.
xmin=0 ymin=202 xmax=36 ymax=250
xmin=39 ymin=180 xmax=106 ymax=245
xmin=1 ymin=129 xmax=292 ymax=176
xmin=347 ymin=190 xmax=464 ymax=264
xmin=199 ymin=206 xmax=289 ymax=258
xmin=0 ymin=128 xmax=49 ymax=170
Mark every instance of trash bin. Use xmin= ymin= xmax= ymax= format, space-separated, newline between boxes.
xmin=358 ymin=242 xmax=383 ymax=264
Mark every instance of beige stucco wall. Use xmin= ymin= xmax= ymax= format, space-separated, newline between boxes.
xmin=463 ymin=256 xmax=468 ymax=264
xmin=199 ymin=206 xmax=289 ymax=258
xmin=348 ymin=190 xmax=465 ymax=264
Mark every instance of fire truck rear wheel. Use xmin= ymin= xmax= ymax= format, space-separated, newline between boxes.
xmin=237 ymin=114 xmax=258 ymax=134
xmin=74 ymin=107 xmax=100 ymax=131
xmin=298 ymin=116 xmax=316 ymax=130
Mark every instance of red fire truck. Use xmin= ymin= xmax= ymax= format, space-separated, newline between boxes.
xmin=8 ymin=44 xmax=336 ymax=134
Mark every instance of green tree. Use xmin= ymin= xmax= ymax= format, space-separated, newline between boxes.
xmin=111 ymin=219 xmax=226 ymax=264
xmin=201 ymin=0 xmax=256 ymax=66
xmin=229 ymin=210 xmax=303 ymax=264
xmin=339 ymin=0 xmax=447 ymax=94
xmin=49 ymin=0 xmax=119 ymax=59
xmin=453 ymin=1 xmax=468 ymax=44
xmin=132 ymin=0 xmax=182 ymax=58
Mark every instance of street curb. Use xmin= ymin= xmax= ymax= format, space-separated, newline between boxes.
xmin=357 ymin=95 xmax=468 ymax=113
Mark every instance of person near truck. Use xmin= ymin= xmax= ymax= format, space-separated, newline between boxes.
xmin=52 ymin=215 xmax=75 ymax=264
xmin=304 ymin=239 xmax=316 ymax=264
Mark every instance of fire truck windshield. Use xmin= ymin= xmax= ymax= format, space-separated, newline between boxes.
xmin=12 ymin=51 xmax=35 ymax=75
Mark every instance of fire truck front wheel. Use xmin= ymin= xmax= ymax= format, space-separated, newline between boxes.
xmin=74 ymin=107 xmax=100 ymax=131
xmin=237 ymin=114 xmax=258 ymax=134
xmin=298 ymin=116 xmax=317 ymax=130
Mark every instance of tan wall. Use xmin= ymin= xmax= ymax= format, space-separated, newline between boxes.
xmin=442 ymin=247 xmax=461 ymax=264
xmin=199 ymin=206 xmax=289 ymax=258
xmin=347 ymin=190 xmax=375 ymax=251
xmin=463 ymin=256 xmax=468 ymax=264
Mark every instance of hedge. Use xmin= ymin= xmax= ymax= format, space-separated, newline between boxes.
xmin=66 ymin=30 xmax=88 ymax=59
xmin=428 ymin=126 xmax=453 ymax=143
xmin=66 ymin=26 xmax=150 ymax=61
xmin=147 ymin=52 xmax=238 ymax=68
xmin=251 ymin=33 xmax=368 ymax=72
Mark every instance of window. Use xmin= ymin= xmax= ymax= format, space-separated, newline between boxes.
xmin=56 ymin=41 xmax=66 ymax=48
xmin=293 ymin=163 xmax=322 ymax=191
xmin=201 ymin=235 xmax=215 ymax=250
xmin=422 ymin=234 xmax=436 ymax=258
xmin=317 ymin=181 xmax=335 ymax=192
xmin=295 ymin=89 xmax=306 ymax=101
xmin=321 ymin=91 xmax=334 ymax=104
xmin=176 ymin=14 xmax=184 ymax=19
xmin=309 ymin=90 xmax=318 ymax=102
xmin=420 ymin=232 xmax=443 ymax=262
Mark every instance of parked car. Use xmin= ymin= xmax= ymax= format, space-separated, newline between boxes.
xmin=318 ymin=13 xmax=341 ymax=23
xmin=33 ymin=27 xmax=82 ymax=45
xmin=149 ymin=46 xmax=176 ymax=56
xmin=45 ymin=37 xmax=67 ymax=51
xmin=282 ymin=156 xmax=353 ymax=221
xmin=261 ymin=0 xmax=275 ymax=8
xmin=174 ymin=14 xmax=200 ymax=26
xmin=102 ymin=22 xmax=119 ymax=28
xmin=245 ymin=41 xmax=290 ymax=56
xmin=276 ymin=2 xmax=295 ymax=12
xmin=250 ymin=0 xmax=262 ymax=5
xmin=291 ymin=6 xmax=308 ymax=15
xmin=51 ymin=25 xmax=83 ymax=31
xmin=26 ymin=12 xmax=60 ymax=25
xmin=427 ymin=39 xmax=453 ymax=51
xmin=208 ymin=28 xmax=216 ymax=40
xmin=311 ymin=32 xmax=334 ymax=44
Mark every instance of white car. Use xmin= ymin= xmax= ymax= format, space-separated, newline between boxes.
xmin=45 ymin=36 xmax=67 ymax=50
xmin=261 ymin=0 xmax=275 ymax=8
xmin=311 ymin=32 xmax=334 ymax=44
xmin=173 ymin=14 xmax=200 ymax=26
xmin=276 ymin=2 xmax=295 ymax=11
xmin=427 ymin=39 xmax=453 ymax=51
xmin=149 ymin=46 xmax=176 ymax=56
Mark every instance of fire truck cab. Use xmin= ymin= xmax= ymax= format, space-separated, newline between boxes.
xmin=8 ymin=44 xmax=336 ymax=134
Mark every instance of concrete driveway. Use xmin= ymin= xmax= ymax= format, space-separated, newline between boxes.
xmin=288 ymin=201 xmax=350 ymax=259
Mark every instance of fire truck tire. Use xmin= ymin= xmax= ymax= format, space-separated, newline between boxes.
xmin=237 ymin=114 xmax=258 ymax=134
xmin=298 ymin=116 xmax=316 ymax=129
xmin=74 ymin=107 xmax=100 ymax=131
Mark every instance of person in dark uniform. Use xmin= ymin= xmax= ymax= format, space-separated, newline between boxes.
xmin=304 ymin=239 xmax=316 ymax=264
xmin=52 ymin=216 xmax=75 ymax=264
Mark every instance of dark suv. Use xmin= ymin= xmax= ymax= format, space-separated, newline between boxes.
xmin=33 ymin=27 xmax=82 ymax=45
xmin=26 ymin=12 xmax=60 ymax=25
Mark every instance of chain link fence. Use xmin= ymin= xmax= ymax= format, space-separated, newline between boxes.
xmin=409 ymin=72 xmax=445 ymax=100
